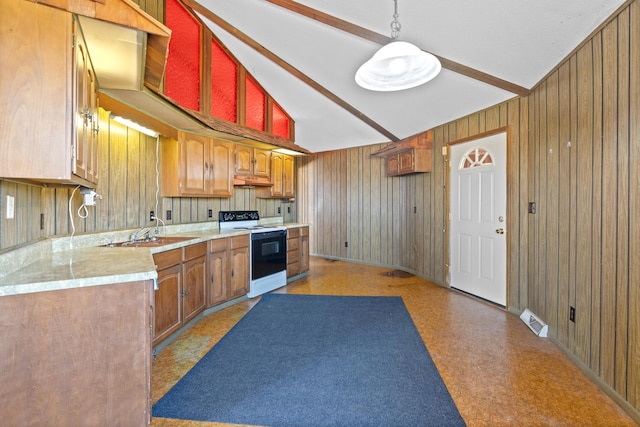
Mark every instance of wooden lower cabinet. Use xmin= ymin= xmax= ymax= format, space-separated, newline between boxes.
xmin=153 ymin=243 xmax=207 ymax=347
xmin=0 ymin=280 xmax=153 ymax=426
xmin=287 ymin=226 xmax=309 ymax=278
xmin=207 ymin=235 xmax=250 ymax=306
xmin=229 ymin=235 xmax=250 ymax=298
xmin=182 ymin=243 xmax=207 ymax=323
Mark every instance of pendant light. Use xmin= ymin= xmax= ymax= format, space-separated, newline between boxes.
xmin=355 ymin=0 xmax=441 ymax=91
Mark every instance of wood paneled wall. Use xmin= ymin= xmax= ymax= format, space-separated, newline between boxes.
xmin=526 ymin=1 xmax=639 ymax=413
xmin=0 ymin=109 xmax=295 ymax=251
xmin=298 ymin=99 xmax=524 ymax=291
xmin=298 ymin=1 xmax=639 ymax=416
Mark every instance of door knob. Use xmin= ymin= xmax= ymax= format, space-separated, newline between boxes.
xmin=496 ymin=228 xmax=505 ymax=234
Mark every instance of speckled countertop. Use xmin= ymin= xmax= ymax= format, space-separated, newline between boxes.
xmin=0 ymin=220 xmax=310 ymax=297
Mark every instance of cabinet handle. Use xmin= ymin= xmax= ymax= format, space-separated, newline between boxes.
xmin=211 ymin=274 xmax=214 ymax=283
xmin=231 ymin=269 xmax=234 ymax=277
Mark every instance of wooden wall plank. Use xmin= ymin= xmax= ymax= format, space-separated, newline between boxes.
xmin=545 ymin=71 xmax=560 ymax=335
xmin=568 ymin=54 xmax=579 ymax=354
xmin=575 ymin=40 xmax=594 ymax=365
xmin=527 ymin=88 xmax=539 ymax=313
xmin=590 ymin=33 xmax=604 ymax=375
xmin=557 ymin=61 xmax=571 ymax=346
xmin=108 ymin=120 xmax=128 ymax=231
xmin=126 ymin=131 xmax=141 ymax=229
xmin=627 ymin=0 xmax=640 ymax=409
xmin=615 ymin=6 xmax=630 ymax=399
xmin=600 ymin=17 xmax=619 ymax=387
xmin=538 ymin=81 xmax=548 ymax=319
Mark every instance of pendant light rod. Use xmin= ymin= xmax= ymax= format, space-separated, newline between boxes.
xmin=391 ymin=0 xmax=401 ymax=40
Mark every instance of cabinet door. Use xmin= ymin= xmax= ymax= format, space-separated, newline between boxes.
xmin=253 ymin=149 xmax=271 ymax=177
xmin=270 ymin=152 xmax=284 ymax=197
xmin=283 ymin=155 xmax=295 ymax=197
xmin=300 ymin=230 xmax=310 ymax=273
xmin=182 ymin=255 xmax=207 ymax=323
xmin=208 ymin=248 xmax=228 ymax=306
xmin=386 ymin=154 xmax=400 ymax=176
xmin=181 ymin=133 xmax=209 ymax=196
xmin=398 ymin=150 xmax=415 ymax=174
xmin=210 ymin=140 xmax=233 ymax=197
xmin=153 ymin=264 xmax=182 ymax=346
xmin=235 ymin=145 xmax=253 ymax=175
xmin=229 ymin=237 xmax=249 ymax=298
xmin=73 ymin=35 xmax=89 ymax=181
xmin=86 ymin=68 xmax=99 ymax=184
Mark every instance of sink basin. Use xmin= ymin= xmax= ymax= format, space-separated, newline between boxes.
xmin=106 ymin=236 xmax=195 ymax=248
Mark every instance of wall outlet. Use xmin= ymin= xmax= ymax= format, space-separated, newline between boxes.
xmin=345 ymin=241 xmax=348 ymax=248
xmin=166 ymin=210 xmax=172 ymax=221
xmin=569 ymin=306 xmax=576 ymax=322
xmin=40 ymin=213 xmax=44 ymax=230
xmin=277 ymin=207 xmax=281 ymax=214
xmin=149 ymin=210 xmax=155 ymax=221
xmin=528 ymin=202 xmax=536 ymax=214
xmin=208 ymin=209 xmax=213 ymax=218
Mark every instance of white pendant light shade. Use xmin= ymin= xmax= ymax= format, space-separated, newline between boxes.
xmin=355 ymin=41 xmax=441 ymax=91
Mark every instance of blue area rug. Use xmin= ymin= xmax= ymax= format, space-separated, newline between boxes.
xmin=153 ymin=294 xmax=465 ymax=426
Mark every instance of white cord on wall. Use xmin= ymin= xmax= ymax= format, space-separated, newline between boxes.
xmin=68 ymin=185 xmax=81 ymax=249
xmin=154 ymin=135 xmax=166 ymax=235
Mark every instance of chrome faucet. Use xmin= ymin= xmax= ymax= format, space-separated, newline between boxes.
xmin=130 ymin=227 xmax=153 ymax=243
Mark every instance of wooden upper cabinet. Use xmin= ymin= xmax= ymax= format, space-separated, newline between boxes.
xmin=0 ymin=0 xmax=99 ymax=187
xmin=160 ymin=131 xmax=233 ymax=197
xmin=210 ymin=140 xmax=234 ymax=196
xmin=256 ymin=152 xmax=295 ymax=198
xmin=235 ymin=146 xmax=271 ymax=178
xmin=372 ymin=130 xmax=433 ymax=177
xmin=283 ymin=155 xmax=295 ymax=197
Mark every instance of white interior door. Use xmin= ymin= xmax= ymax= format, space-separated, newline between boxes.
xmin=449 ymin=132 xmax=507 ymax=306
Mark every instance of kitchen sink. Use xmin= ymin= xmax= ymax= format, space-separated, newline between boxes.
xmin=105 ymin=236 xmax=195 ymax=248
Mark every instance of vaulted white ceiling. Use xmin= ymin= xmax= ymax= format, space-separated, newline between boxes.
xmin=192 ymin=0 xmax=626 ymax=153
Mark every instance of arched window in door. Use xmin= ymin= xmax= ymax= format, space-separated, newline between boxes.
xmin=459 ymin=147 xmax=494 ymax=169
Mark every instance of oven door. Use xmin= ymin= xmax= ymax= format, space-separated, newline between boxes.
xmin=251 ymin=230 xmax=286 ymax=280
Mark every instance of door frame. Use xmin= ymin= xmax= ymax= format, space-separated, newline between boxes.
xmin=445 ymin=126 xmax=511 ymax=307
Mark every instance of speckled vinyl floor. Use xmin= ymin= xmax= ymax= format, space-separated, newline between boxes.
xmin=151 ymin=257 xmax=636 ymax=426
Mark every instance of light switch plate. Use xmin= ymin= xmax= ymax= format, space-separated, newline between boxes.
xmin=6 ymin=195 xmax=14 ymax=219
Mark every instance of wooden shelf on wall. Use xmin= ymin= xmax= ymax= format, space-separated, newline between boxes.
xmin=372 ymin=130 xmax=433 ymax=176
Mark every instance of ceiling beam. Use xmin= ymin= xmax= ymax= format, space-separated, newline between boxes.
xmin=183 ymin=0 xmax=400 ymax=142
xmin=265 ymin=0 xmax=531 ymax=97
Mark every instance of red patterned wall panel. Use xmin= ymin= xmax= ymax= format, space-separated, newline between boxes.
xmin=165 ymin=0 xmax=201 ymax=111
xmin=210 ymin=39 xmax=237 ymax=122
xmin=272 ymin=102 xmax=290 ymax=139
xmin=245 ymin=76 xmax=265 ymax=131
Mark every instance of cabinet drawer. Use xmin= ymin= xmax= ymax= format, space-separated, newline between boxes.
xmin=288 ymin=237 xmax=299 ymax=251
xmin=287 ymin=249 xmax=300 ymax=264
xmin=153 ymin=248 xmax=182 ymax=270
xmin=230 ymin=234 xmax=249 ymax=249
xmin=209 ymin=237 xmax=229 ymax=253
xmin=287 ymin=261 xmax=300 ymax=277
xmin=288 ymin=228 xmax=300 ymax=238
xmin=183 ymin=242 xmax=207 ymax=261
xmin=300 ymin=226 xmax=309 ymax=237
